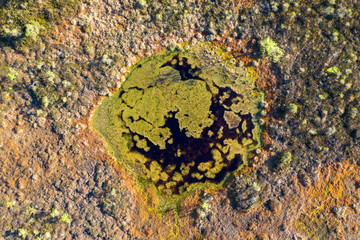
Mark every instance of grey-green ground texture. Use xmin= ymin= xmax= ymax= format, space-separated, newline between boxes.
xmin=0 ymin=0 xmax=359 ymax=239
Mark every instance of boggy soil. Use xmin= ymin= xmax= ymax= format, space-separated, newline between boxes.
xmin=0 ymin=0 xmax=359 ymax=239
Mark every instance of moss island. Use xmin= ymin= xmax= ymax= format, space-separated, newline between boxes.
xmin=92 ymin=43 xmax=262 ymax=211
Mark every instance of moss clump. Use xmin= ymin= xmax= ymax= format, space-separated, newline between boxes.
xmin=18 ymin=228 xmax=28 ymax=239
xmin=61 ymin=213 xmax=71 ymax=223
xmin=24 ymin=21 xmax=43 ymax=39
xmin=281 ymin=152 xmax=292 ymax=165
xmin=259 ymin=37 xmax=284 ymax=63
xmin=350 ymin=107 xmax=358 ymax=119
xmin=92 ymin=43 xmax=262 ymax=211
xmin=275 ymin=151 xmax=293 ymax=170
xmin=288 ymin=103 xmax=298 ymax=114
xmin=7 ymin=68 xmax=19 ymax=81
xmin=326 ymin=66 xmax=340 ymax=75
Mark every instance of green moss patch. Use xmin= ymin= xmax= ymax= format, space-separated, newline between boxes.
xmin=92 ymin=43 xmax=262 ymax=211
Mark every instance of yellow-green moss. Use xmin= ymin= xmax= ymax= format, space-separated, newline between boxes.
xmin=92 ymin=43 xmax=262 ymax=211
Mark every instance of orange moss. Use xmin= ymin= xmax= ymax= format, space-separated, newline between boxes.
xmin=256 ymin=60 xmax=278 ymax=106
xmin=52 ymin=20 xmax=83 ymax=48
xmin=261 ymin=130 xmax=272 ymax=148
xmin=294 ymin=160 xmax=360 ymax=238
xmin=213 ymin=37 xmax=256 ymax=65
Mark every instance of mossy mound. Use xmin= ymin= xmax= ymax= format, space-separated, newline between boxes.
xmin=92 ymin=43 xmax=262 ymax=211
